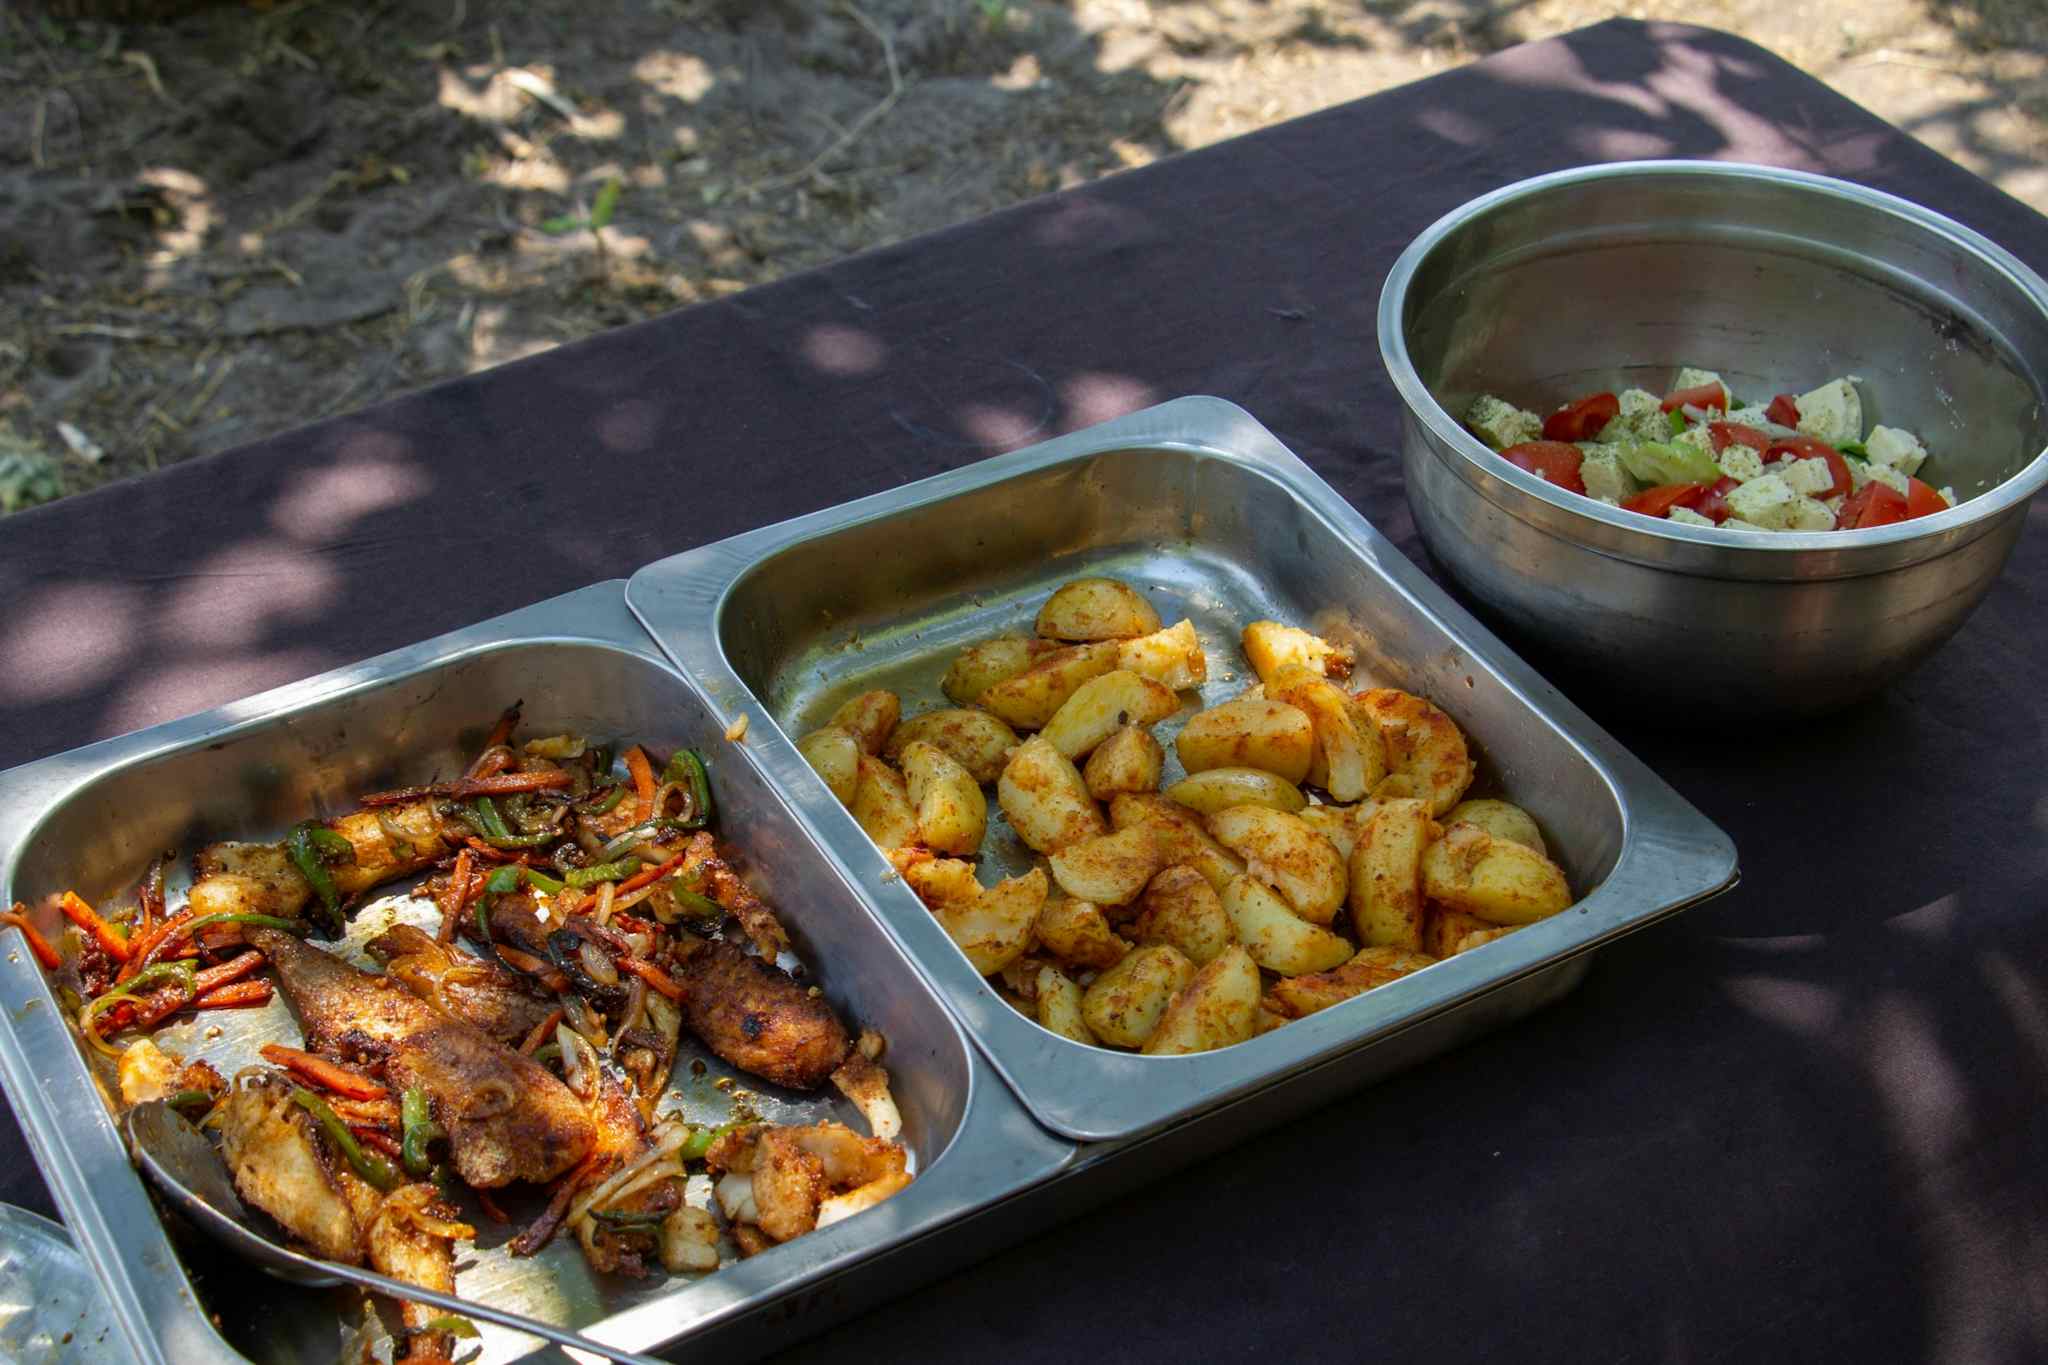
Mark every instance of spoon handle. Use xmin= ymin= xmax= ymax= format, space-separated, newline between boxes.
xmin=267 ymin=1239 xmax=667 ymax=1365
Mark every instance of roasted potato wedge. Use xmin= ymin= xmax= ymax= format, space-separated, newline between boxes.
xmin=829 ymin=690 xmax=900 ymax=756
xmin=899 ymin=740 xmax=988 ymax=856
xmin=998 ymin=736 xmax=1107 ymax=854
xmin=1107 ymin=793 xmax=1245 ymax=893
xmin=1036 ymin=577 xmax=1162 ymax=642
xmin=1116 ymin=618 xmax=1207 ymax=691
xmin=1048 ymin=826 xmax=1162 ymax=907
xmin=942 ymin=635 xmax=1060 ymax=706
xmin=1033 ymin=896 xmax=1133 ymax=969
xmin=1130 ymin=866 xmax=1233 ymax=966
xmin=1419 ymin=823 xmax=1570 ymax=924
xmin=978 ymin=641 xmax=1121 ymax=731
xmin=795 ymin=726 xmax=861 ymax=806
xmin=1241 ymin=621 xmax=1354 ymax=685
xmin=1220 ymin=874 xmax=1353 ymax=975
xmin=1268 ymin=663 xmax=1386 ymax=802
xmin=1296 ymin=801 xmax=1373 ymax=863
xmin=1265 ymin=945 xmax=1437 ymax=1019
xmin=1355 ymin=688 xmax=1474 ymax=816
xmin=1165 ymin=766 xmax=1307 ymax=816
xmin=1444 ymin=798 xmax=1546 ymax=856
xmin=1142 ymin=946 xmax=1260 ymax=1055
xmin=899 ymin=853 xmax=980 ymax=910
xmin=1206 ymin=805 xmax=1347 ymax=926
xmin=1083 ymin=725 xmax=1165 ymax=801
xmin=1348 ymin=797 xmax=1433 ymax=951
xmin=1035 ymin=965 xmax=1097 ymax=1044
xmin=1423 ymin=903 xmax=1519 ymax=957
xmin=932 ymin=867 xmax=1047 ymax=975
xmin=1040 ymin=669 xmax=1180 ymax=759
xmin=1175 ymin=698 xmax=1315 ymax=785
xmin=851 ymin=755 xmax=919 ymax=852
xmin=1081 ymin=944 xmax=1195 ymax=1048
xmin=883 ymin=708 xmax=1020 ymax=785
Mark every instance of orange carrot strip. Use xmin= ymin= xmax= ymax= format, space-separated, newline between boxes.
xmin=519 ymin=1007 xmax=566 ymax=1056
xmin=613 ymin=854 xmax=686 ymax=899
xmin=58 ymin=892 xmax=130 ymax=963
xmin=1 ymin=907 xmax=61 ymax=971
xmin=437 ymin=849 xmax=474 ymax=945
xmin=193 ymin=950 xmax=264 ymax=995
xmin=623 ymin=746 xmax=656 ymax=824
xmin=119 ymin=906 xmax=194 ymax=982
xmin=195 ymin=980 xmax=273 ymax=1009
xmin=482 ymin=703 xmax=521 ymax=754
xmin=475 ymin=1189 xmax=512 ymax=1224
xmin=492 ymin=946 xmax=570 ymax=993
xmin=259 ymin=1044 xmax=388 ymax=1100
xmin=615 ymin=955 xmax=685 ymax=1003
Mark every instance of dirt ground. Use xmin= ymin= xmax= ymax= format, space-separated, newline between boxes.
xmin=3 ymin=0 xmax=2044 ymax=511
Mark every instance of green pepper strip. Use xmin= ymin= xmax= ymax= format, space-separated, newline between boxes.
xmin=663 ymin=749 xmax=714 ymax=830
xmin=400 ymin=1086 xmax=443 ymax=1179
xmin=565 ymin=860 xmax=640 ymax=889
xmin=483 ymin=865 xmax=522 ymax=896
xmin=284 ymin=824 xmax=345 ymax=936
xmin=471 ymin=797 xmax=512 ymax=840
xmin=523 ymin=866 xmax=565 ymax=895
xmin=590 ymin=1208 xmax=667 ymax=1228
xmin=529 ymin=1041 xmax=561 ymax=1066
xmin=678 ymin=1120 xmax=742 ymax=1163
xmin=465 ymin=799 xmax=556 ymax=850
xmin=588 ymin=745 xmax=615 ymax=779
xmin=575 ymin=784 xmax=627 ymax=816
xmin=1667 ymin=409 xmax=1688 ymax=436
xmin=418 ymin=1316 xmax=480 ymax=1340
xmin=164 ymin=1088 xmax=216 ymax=1114
xmin=668 ymin=886 xmax=723 ymax=919
xmin=305 ymin=826 xmax=355 ymax=861
xmin=289 ymin=1087 xmax=400 ymax=1191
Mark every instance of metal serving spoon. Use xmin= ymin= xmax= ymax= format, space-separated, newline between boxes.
xmin=124 ymin=1101 xmax=664 ymax=1365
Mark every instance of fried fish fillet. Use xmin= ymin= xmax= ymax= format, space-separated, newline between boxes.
xmin=365 ymin=923 xmax=555 ymax=1047
xmin=674 ymin=938 xmax=850 ymax=1091
xmin=248 ymin=926 xmax=593 ymax=1187
xmin=188 ymin=801 xmax=448 ymax=921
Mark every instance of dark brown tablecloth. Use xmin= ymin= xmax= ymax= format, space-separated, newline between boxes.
xmin=6 ymin=18 xmax=2047 ymax=1362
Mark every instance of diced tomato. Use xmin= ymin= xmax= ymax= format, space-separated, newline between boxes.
xmin=1765 ymin=436 xmax=1852 ymax=500
xmin=1499 ymin=441 xmax=1587 ymax=496
xmin=1541 ymin=392 xmax=1620 ymax=443
xmin=1621 ymin=482 xmax=1712 ymax=519
xmin=1708 ymin=422 xmax=1771 ymax=455
xmin=1765 ymin=393 xmax=1801 ymax=427
xmin=1837 ymin=482 xmax=1909 ymax=529
xmin=1661 ymin=383 xmax=1727 ymax=414
xmin=1691 ymin=476 xmax=1741 ymax=524
xmin=1904 ymin=477 xmax=1949 ymax=520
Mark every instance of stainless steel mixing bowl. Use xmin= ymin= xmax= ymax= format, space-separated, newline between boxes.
xmin=1377 ymin=160 xmax=2048 ymax=716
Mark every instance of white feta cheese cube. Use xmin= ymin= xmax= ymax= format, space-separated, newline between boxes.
xmin=1824 ymin=494 xmax=1845 ymax=516
xmin=1724 ymin=403 xmax=1774 ymax=430
xmin=1863 ymin=461 xmax=1909 ymax=495
xmin=1863 ymin=424 xmax=1927 ymax=476
xmin=1779 ymin=456 xmax=1835 ymax=497
xmin=1666 ymin=506 xmax=1717 ymax=527
xmin=1672 ymin=367 xmax=1730 ymax=409
xmin=1720 ymin=518 xmax=1773 ymax=532
xmin=1718 ymin=446 xmax=1766 ymax=483
xmin=1674 ymin=423 xmax=1717 ymax=457
xmin=1466 ymin=395 xmax=1542 ymax=451
xmin=1618 ymin=388 xmax=1662 ymax=419
xmin=1785 ymin=495 xmax=1837 ymax=531
xmin=1795 ymin=378 xmax=1862 ymax=446
xmin=1724 ymin=472 xmax=1799 ymax=530
xmin=1579 ymin=449 xmax=1633 ymax=505
xmin=1939 ymin=485 xmax=1958 ymax=507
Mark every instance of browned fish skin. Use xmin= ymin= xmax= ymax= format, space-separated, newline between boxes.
xmin=216 ymin=1081 xmax=367 ymax=1264
xmin=366 ymin=923 xmax=555 ymax=1046
xmin=675 ymin=939 xmax=850 ymax=1091
xmin=248 ymin=927 xmax=594 ymax=1187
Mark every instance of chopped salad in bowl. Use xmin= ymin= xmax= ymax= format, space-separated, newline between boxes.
xmin=1464 ymin=369 xmax=1958 ymax=532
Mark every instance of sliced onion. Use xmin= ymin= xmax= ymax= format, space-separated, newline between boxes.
xmin=568 ymin=1119 xmax=693 ymax=1225
xmin=555 ymin=1023 xmax=598 ymax=1101
xmin=579 ymin=939 xmax=619 ymax=988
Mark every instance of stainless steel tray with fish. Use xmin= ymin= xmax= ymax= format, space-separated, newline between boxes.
xmin=0 ymin=582 xmax=1072 ymax=1363
xmin=626 ymin=396 xmax=1741 ymax=1143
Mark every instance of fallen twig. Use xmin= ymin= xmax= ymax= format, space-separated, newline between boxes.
xmin=744 ymin=3 xmax=903 ymax=197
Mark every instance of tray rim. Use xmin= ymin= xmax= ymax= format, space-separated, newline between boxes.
xmin=624 ymin=395 xmax=1742 ymax=1143
xmin=0 ymin=579 xmax=1075 ymax=1365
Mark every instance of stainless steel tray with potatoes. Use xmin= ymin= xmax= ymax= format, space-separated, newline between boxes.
xmin=628 ymin=395 xmax=1741 ymax=1142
